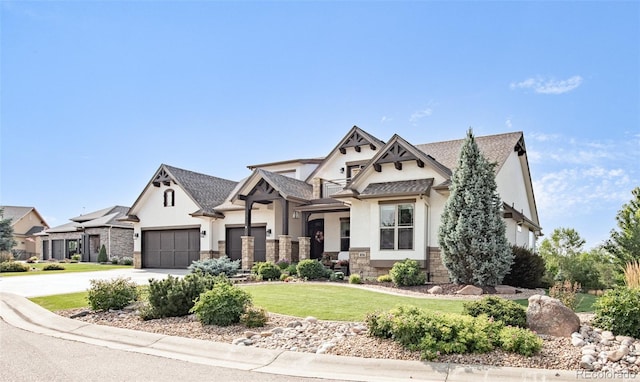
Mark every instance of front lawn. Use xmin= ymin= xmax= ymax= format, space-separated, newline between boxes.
xmin=1 ymin=262 xmax=132 ymax=277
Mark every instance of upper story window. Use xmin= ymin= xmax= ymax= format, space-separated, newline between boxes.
xmin=164 ymin=189 xmax=175 ymax=207
xmin=380 ymin=203 xmax=414 ymax=250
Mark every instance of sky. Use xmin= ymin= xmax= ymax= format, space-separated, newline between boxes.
xmin=1 ymin=1 xmax=638 ymax=251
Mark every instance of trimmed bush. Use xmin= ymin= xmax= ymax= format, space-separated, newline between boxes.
xmin=365 ymin=305 xmax=540 ymax=361
xmin=592 ymin=287 xmax=640 ymax=338
xmin=110 ymin=257 xmax=119 ymax=265
xmin=0 ymin=261 xmax=29 ymax=272
xmin=377 ymin=274 xmax=393 ymax=283
xmin=498 ymin=326 xmax=543 ymax=356
xmin=252 ymin=261 xmax=281 ymax=281
xmin=240 ymin=306 xmax=269 ymax=328
xmin=0 ymin=252 xmax=14 ymax=263
xmin=462 ymin=296 xmax=527 ymax=328
xmin=97 ymin=244 xmax=108 ymax=263
xmin=70 ymin=254 xmax=81 ymax=262
xmin=276 ymin=259 xmax=290 ymax=270
xmin=296 ymin=259 xmax=327 ymax=280
xmin=285 ymin=263 xmax=298 ymax=275
xmin=26 ymin=256 xmax=39 ymax=263
xmin=143 ymin=273 xmax=223 ymax=319
xmin=349 ymin=273 xmax=362 ymax=284
xmin=119 ymin=257 xmax=134 ymax=266
xmin=549 ymin=280 xmax=580 ymax=310
xmin=191 ymin=282 xmax=252 ymax=326
xmin=390 ymin=259 xmax=426 ymax=287
xmin=188 ymin=256 xmax=240 ymax=277
xmin=43 ymin=263 xmax=65 ymax=271
xmin=502 ymin=245 xmax=545 ymax=289
xmin=87 ymin=277 xmax=138 ymax=311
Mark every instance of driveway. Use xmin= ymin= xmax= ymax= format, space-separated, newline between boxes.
xmin=0 ymin=268 xmax=189 ymax=297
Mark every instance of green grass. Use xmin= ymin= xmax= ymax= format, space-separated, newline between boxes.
xmin=0 ymin=262 xmax=132 ymax=277
xmin=30 ymin=292 xmax=89 ymax=311
xmin=240 ymin=283 xmax=465 ymax=321
xmin=513 ymin=292 xmax=597 ymax=313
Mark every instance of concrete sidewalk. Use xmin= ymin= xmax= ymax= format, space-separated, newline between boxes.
xmin=0 ymin=292 xmax=588 ymax=382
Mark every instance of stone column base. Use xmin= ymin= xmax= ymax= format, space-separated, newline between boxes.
xmin=133 ymin=251 xmax=142 ymax=269
xmin=241 ymin=236 xmax=255 ymax=270
xmin=298 ymin=237 xmax=310 ymax=261
xmin=278 ymin=235 xmax=292 ymax=263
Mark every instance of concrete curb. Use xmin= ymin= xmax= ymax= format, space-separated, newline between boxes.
xmin=0 ymin=292 xmax=593 ymax=381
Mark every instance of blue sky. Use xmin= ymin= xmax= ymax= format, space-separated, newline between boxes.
xmin=1 ymin=1 xmax=638 ymax=250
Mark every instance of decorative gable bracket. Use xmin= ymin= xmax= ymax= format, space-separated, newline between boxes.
xmin=515 ymin=136 xmax=526 ymax=156
xmin=152 ymin=169 xmax=173 ymax=187
xmin=373 ymin=141 xmax=424 ymax=172
xmin=339 ymin=130 xmax=378 ymax=154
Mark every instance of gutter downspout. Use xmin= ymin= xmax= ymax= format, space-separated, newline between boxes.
xmin=108 ymin=226 xmax=112 ymax=257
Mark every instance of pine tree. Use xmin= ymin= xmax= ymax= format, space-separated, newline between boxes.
xmin=98 ymin=244 xmax=108 ymax=263
xmin=438 ymin=129 xmax=512 ymax=286
xmin=0 ymin=208 xmax=17 ymax=253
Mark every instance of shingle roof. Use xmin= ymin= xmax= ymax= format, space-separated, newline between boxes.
xmin=359 ymin=178 xmax=434 ymax=199
xmin=0 ymin=206 xmax=34 ymax=224
xmin=47 ymin=206 xmax=132 ymax=233
xmin=257 ymin=169 xmax=314 ymax=201
xmin=164 ymin=165 xmax=238 ymax=215
xmin=415 ymin=132 xmax=523 ymax=172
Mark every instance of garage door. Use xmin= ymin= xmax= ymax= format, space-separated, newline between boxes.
xmin=225 ymin=227 xmax=266 ymax=263
xmin=142 ymin=229 xmax=200 ymax=268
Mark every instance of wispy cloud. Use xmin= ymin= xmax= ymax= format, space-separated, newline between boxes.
xmin=380 ymin=116 xmax=391 ymax=124
xmin=505 ymin=117 xmax=512 ymax=129
xmin=409 ymin=108 xmax=433 ymax=124
xmin=510 ymin=75 xmax=583 ymax=94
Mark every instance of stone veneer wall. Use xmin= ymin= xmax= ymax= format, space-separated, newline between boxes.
xmin=349 ymin=247 xmax=377 ymax=279
xmin=218 ymin=241 xmax=226 ymax=257
xmin=311 ymin=178 xmax=322 ymax=199
xmin=298 ymin=237 xmax=310 ymax=261
xmin=43 ymin=227 xmax=133 ymax=261
xmin=291 ymin=240 xmax=299 ymax=263
xmin=266 ymin=239 xmax=280 ymax=263
xmin=133 ymin=251 xmax=142 ymax=269
xmin=427 ymin=247 xmax=450 ymax=283
xmin=241 ymin=236 xmax=254 ymax=270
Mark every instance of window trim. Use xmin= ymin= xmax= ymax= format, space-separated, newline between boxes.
xmin=164 ymin=189 xmax=175 ymax=207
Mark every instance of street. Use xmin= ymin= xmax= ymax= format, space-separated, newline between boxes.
xmin=0 ymin=319 xmax=345 ymax=382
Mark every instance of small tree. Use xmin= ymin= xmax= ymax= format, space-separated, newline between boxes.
xmin=539 ymin=227 xmax=586 ymax=281
xmin=0 ymin=208 xmax=17 ymax=253
xmin=606 ymin=187 xmax=640 ymax=266
xmin=97 ymin=244 xmax=108 ymax=263
xmin=438 ymin=129 xmax=512 ymax=286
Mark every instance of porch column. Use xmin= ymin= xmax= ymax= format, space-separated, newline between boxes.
xmin=241 ymin=236 xmax=254 ymax=270
xmin=278 ymin=235 xmax=292 ymax=263
xmin=298 ymin=236 xmax=310 ymax=261
xmin=266 ymin=239 xmax=279 ymax=263
xmin=244 ymin=200 xmax=254 ymax=237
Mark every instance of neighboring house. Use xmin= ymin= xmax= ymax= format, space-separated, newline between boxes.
xmin=0 ymin=206 xmax=49 ymax=260
xmin=123 ymin=126 xmax=541 ymax=282
xmin=41 ymin=206 xmax=133 ymax=262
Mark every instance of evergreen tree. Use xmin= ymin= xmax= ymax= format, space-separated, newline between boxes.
xmin=606 ymin=187 xmax=640 ymax=266
xmin=438 ymin=129 xmax=512 ymax=286
xmin=98 ymin=244 xmax=108 ymax=263
xmin=0 ymin=208 xmax=17 ymax=253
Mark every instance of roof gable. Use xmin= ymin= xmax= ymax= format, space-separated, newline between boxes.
xmin=0 ymin=206 xmax=49 ymax=230
xmin=305 ymin=126 xmax=385 ymax=183
xmin=232 ymin=169 xmax=313 ymax=203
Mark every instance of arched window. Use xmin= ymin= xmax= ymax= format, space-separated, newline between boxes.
xmin=164 ymin=189 xmax=175 ymax=207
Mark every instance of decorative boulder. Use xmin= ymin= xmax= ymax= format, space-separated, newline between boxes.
xmin=427 ymin=286 xmax=443 ymax=295
xmin=526 ymin=294 xmax=580 ymax=337
xmin=455 ymin=285 xmax=483 ymax=295
xmin=494 ymin=285 xmax=517 ymax=294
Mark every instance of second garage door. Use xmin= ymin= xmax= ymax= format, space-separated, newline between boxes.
xmin=142 ymin=229 xmax=200 ymax=268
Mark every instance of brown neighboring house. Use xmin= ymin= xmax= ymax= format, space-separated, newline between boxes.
xmin=0 ymin=206 xmax=49 ymax=260
xmin=41 ymin=206 xmax=133 ymax=262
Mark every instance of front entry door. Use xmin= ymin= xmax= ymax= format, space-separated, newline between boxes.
xmin=308 ymin=219 xmax=324 ymax=260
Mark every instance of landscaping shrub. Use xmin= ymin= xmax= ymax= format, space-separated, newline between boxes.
xmin=592 ymin=286 xmax=640 ymax=338
xmin=276 ymin=259 xmax=290 ymax=270
xmin=0 ymin=261 xmax=29 ymax=272
xmin=143 ymin=273 xmax=223 ymax=319
xmin=97 ymin=244 xmax=108 ymax=263
xmin=240 ymin=306 xmax=269 ymax=328
xmin=71 ymin=254 xmax=81 ymax=262
xmin=285 ymin=263 xmax=298 ymax=275
xmin=119 ymin=256 xmax=134 ymax=266
xmin=389 ymin=259 xmax=426 ymax=287
xmin=333 ymin=271 xmax=345 ymax=281
xmin=349 ymin=273 xmax=362 ymax=284
xmin=188 ymin=256 xmax=240 ymax=277
xmin=549 ymin=280 xmax=580 ymax=310
xmin=26 ymin=256 xmax=39 ymax=263
xmin=502 ymin=245 xmax=545 ymax=289
xmin=366 ymin=305 xmax=505 ymax=360
xmin=43 ymin=263 xmax=65 ymax=271
xmin=0 ymin=252 xmax=13 ymax=263
xmin=252 ymin=261 xmax=281 ymax=281
xmin=87 ymin=277 xmax=138 ymax=311
xmin=377 ymin=274 xmax=393 ymax=283
xmin=110 ymin=257 xmax=119 ymax=265
xmin=462 ymin=296 xmax=527 ymax=328
xmin=623 ymin=260 xmax=640 ymax=289
xmin=191 ymin=282 xmax=252 ymax=326
xmin=296 ymin=259 xmax=327 ymax=280
xmin=498 ymin=326 xmax=543 ymax=356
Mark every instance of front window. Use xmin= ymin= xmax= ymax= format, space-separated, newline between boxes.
xmin=340 ymin=218 xmax=350 ymax=251
xmin=380 ymin=203 xmax=414 ymax=250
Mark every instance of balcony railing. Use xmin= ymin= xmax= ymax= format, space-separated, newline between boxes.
xmin=322 ymin=178 xmax=348 ymax=198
